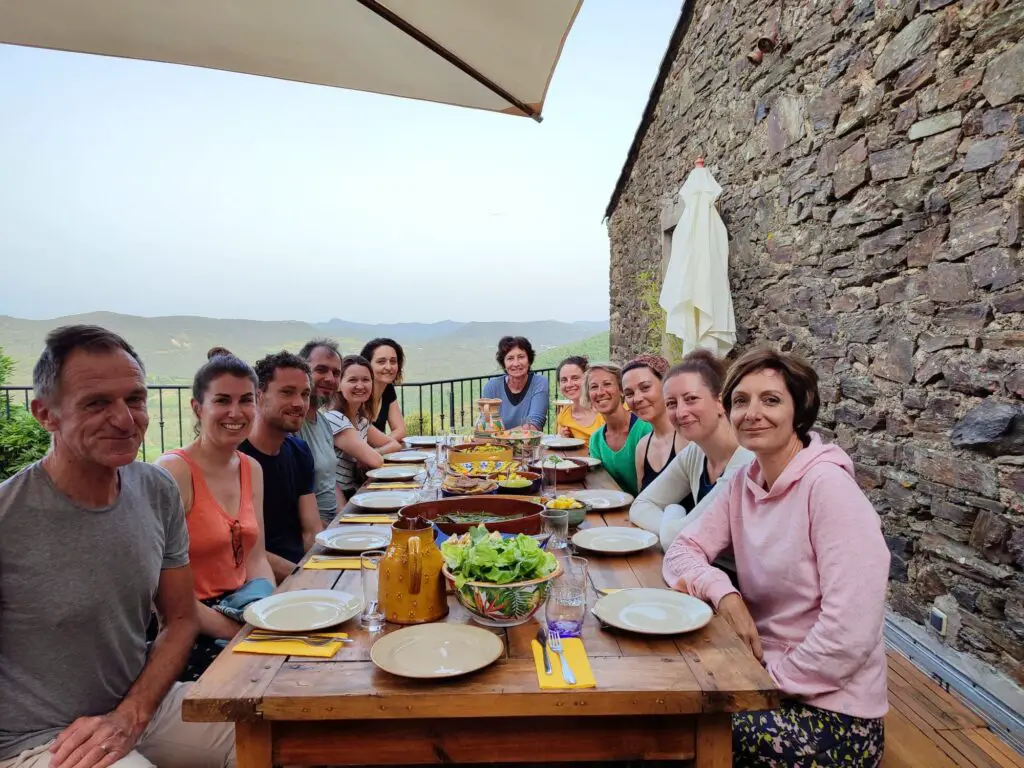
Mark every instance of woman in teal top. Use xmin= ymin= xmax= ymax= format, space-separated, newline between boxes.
xmin=586 ymin=362 xmax=653 ymax=496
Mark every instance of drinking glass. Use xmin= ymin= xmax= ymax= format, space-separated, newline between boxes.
xmin=559 ymin=555 xmax=589 ymax=589
xmin=546 ymin=583 xmax=586 ymax=638
xmin=541 ymin=456 xmax=558 ymax=498
xmin=360 ymin=550 xmax=386 ymax=631
xmin=541 ymin=509 xmax=569 ymax=554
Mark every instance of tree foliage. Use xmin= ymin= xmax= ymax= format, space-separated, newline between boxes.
xmin=0 ymin=348 xmax=50 ymax=480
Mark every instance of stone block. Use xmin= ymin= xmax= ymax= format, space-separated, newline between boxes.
xmin=885 ymin=177 xmax=929 ymax=212
xmin=859 ymin=437 xmax=898 ymax=463
xmin=936 ymin=69 xmax=984 ymax=110
xmin=982 ymin=108 xmax=1014 ymax=136
xmin=927 ymin=262 xmax=973 ymax=303
xmin=908 ymin=111 xmax=963 ymax=140
xmin=945 ymin=174 xmax=982 ymax=214
xmin=917 ymin=128 xmax=961 ymax=173
xmin=963 ymin=137 xmax=1009 ymax=173
xmin=870 ymin=338 xmax=915 ymax=384
xmin=839 ymin=314 xmax=883 ymax=343
xmin=974 ymin=2 xmax=1024 ymax=50
xmin=918 ymin=333 xmax=965 ymax=353
xmin=982 ymin=159 xmax=1020 ymax=198
xmin=903 ymin=444 xmax=999 ymax=497
xmin=934 ymin=303 xmax=993 ymax=330
xmin=944 ymin=357 xmax=1005 ymax=398
xmin=903 ymin=389 xmax=928 ymax=410
xmin=918 ymin=534 xmax=1015 ymax=584
xmin=840 ymin=375 xmax=880 ymax=405
xmin=860 ymin=226 xmax=909 ymax=257
xmin=874 ymin=14 xmax=939 ymax=81
xmin=971 ymin=248 xmax=1021 ymax=291
xmin=981 ymin=42 xmax=1024 ymax=107
xmin=833 ymin=187 xmax=888 ymax=227
xmin=951 ymin=399 xmax=1024 ymax=455
xmin=768 ymin=95 xmax=806 ymax=156
xmin=836 ymin=87 xmax=885 ymax=138
xmin=970 ymin=510 xmax=1012 ymax=565
xmin=869 ymin=145 xmax=914 ymax=181
xmin=933 ymin=501 xmax=978 ymax=527
xmin=993 ymin=290 xmax=1024 ymax=315
xmin=834 ymin=138 xmax=869 ymax=198
xmin=1009 ymin=525 xmax=1024 ymax=569
xmin=949 ymin=203 xmax=1005 ymax=259
xmin=979 ymin=331 xmax=1024 ymax=350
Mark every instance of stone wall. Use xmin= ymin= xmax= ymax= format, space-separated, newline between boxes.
xmin=606 ymin=0 xmax=1024 ymax=683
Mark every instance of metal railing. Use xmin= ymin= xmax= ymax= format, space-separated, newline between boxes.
xmin=1 ymin=367 xmax=560 ymax=460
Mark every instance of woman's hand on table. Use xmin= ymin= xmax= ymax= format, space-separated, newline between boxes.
xmin=718 ymin=593 xmax=763 ymax=663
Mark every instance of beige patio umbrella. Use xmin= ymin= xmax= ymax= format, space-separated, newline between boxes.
xmin=658 ymin=159 xmax=736 ymax=357
xmin=0 ymin=0 xmax=582 ymax=121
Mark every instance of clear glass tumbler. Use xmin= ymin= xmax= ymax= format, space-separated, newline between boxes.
xmin=541 ymin=508 xmax=569 ymax=554
xmin=546 ymin=584 xmax=586 ymax=638
xmin=360 ymin=550 xmax=385 ymax=631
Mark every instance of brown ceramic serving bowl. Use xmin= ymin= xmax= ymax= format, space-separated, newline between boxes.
xmin=528 ymin=456 xmax=591 ymax=484
xmin=402 ymin=496 xmax=545 ymax=536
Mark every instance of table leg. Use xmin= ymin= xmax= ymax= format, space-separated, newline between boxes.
xmin=695 ymin=713 xmax=732 ymax=768
xmin=235 ymin=720 xmax=272 ymax=768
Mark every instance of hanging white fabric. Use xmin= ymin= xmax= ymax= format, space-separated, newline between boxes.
xmin=658 ymin=160 xmax=736 ymax=357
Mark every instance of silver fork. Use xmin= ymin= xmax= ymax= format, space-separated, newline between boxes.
xmin=244 ymin=634 xmax=348 ymax=646
xmin=547 ymin=630 xmax=576 ymax=685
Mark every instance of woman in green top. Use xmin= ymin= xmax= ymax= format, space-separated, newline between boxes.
xmin=586 ymin=362 xmax=653 ymax=496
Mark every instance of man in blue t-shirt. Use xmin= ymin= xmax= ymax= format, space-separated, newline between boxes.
xmin=239 ymin=351 xmax=320 ymax=582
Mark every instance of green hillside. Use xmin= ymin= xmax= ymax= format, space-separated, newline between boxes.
xmin=0 ymin=313 xmax=607 ymax=386
xmin=534 ymin=331 xmax=611 ymax=371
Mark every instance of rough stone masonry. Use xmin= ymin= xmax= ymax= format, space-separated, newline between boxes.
xmin=605 ymin=0 xmax=1023 ymax=683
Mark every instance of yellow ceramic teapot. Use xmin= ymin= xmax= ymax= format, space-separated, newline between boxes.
xmin=378 ymin=512 xmax=449 ymax=625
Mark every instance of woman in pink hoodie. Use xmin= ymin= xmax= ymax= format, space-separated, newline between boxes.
xmin=663 ymin=348 xmax=890 ymax=767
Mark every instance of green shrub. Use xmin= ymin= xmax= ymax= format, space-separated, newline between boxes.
xmin=403 ymin=411 xmax=446 ymax=437
xmin=0 ymin=407 xmax=50 ymax=480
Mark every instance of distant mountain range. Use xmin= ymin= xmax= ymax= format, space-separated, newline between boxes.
xmin=0 ymin=312 xmax=609 ymax=384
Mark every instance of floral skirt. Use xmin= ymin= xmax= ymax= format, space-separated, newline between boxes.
xmin=733 ymin=702 xmax=884 ymax=767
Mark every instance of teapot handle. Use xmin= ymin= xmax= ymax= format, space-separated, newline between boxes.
xmin=408 ymin=535 xmax=422 ymax=595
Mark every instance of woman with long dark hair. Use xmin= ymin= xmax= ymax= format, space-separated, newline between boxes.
xmin=359 ymin=338 xmax=407 ymax=442
xmin=156 ymin=348 xmax=275 ymax=681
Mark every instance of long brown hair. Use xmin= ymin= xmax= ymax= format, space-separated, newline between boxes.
xmin=329 ymin=355 xmax=375 ymax=423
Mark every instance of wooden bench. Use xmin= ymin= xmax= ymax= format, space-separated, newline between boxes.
xmin=883 ymin=650 xmax=1023 ymax=768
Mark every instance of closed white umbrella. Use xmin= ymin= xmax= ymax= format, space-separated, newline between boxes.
xmin=0 ymin=0 xmax=582 ymax=121
xmin=658 ymin=159 xmax=736 ymax=357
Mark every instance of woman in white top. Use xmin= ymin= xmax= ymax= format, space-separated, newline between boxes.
xmin=630 ymin=349 xmax=754 ymax=550
xmin=324 ymin=355 xmax=402 ymax=503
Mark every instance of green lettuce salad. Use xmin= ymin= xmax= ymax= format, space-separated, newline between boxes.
xmin=441 ymin=525 xmax=557 ymax=589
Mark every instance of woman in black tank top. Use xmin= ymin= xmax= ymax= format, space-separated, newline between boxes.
xmin=641 ymin=431 xmax=686 ymax=490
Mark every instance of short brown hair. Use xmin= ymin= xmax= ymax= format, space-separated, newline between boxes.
xmin=495 ymin=336 xmax=535 ymax=370
xmin=33 ymin=325 xmax=144 ymax=403
xmin=721 ymin=348 xmax=820 ymax=445
xmin=665 ymin=349 xmax=729 ymax=398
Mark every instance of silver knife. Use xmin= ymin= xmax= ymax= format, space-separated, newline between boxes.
xmin=536 ymin=626 xmax=552 ymax=675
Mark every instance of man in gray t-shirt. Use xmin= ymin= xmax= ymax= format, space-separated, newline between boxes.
xmin=0 ymin=325 xmax=233 ymax=768
xmin=298 ymin=338 xmax=343 ymax=524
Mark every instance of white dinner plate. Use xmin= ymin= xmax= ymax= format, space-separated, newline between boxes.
xmin=571 ymin=526 xmax=658 ymax=554
xmin=575 ymin=456 xmax=602 ymax=469
xmin=591 ymin=588 xmax=713 ymax=635
xmin=243 ymin=589 xmax=362 ymax=632
xmin=366 ymin=465 xmax=422 ymax=481
xmin=405 ymin=435 xmax=441 ymax=447
xmin=565 ymin=489 xmax=634 ymax=510
xmin=369 ymin=623 xmax=504 ymax=679
xmin=542 ymin=435 xmax=585 ymax=449
xmin=349 ymin=491 xmax=418 ymax=511
xmin=385 ymin=450 xmax=432 ymax=464
xmin=315 ymin=526 xmax=391 ymax=553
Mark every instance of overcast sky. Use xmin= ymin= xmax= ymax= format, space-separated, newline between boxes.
xmin=0 ymin=1 xmax=680 ymax=324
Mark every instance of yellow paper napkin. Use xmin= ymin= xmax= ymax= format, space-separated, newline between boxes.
xmin=365 ymin=482 xmax=422 ymax=490
xmin=531 ymin=638 xmax=596 ymax=689
xmin=303 ymin=557 xmax=362 ymax=570
xmin=337 ymin=515 xmax=396 ymax=524
xmin=233 ymin=631 xmax=349 ymax=658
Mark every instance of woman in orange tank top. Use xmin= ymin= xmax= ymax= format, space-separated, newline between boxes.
xmin=156 ymin=348 xmax=275 ymax=680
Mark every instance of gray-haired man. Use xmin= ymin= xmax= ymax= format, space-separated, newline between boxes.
xmin=297 ymin=338 xmax=342 ymax=524
xmin=0 ymin=325 xmax=233 ymax=768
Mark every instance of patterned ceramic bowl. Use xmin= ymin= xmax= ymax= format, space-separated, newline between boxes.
xmin=442 ymin=563 xmax=562 ymax=628
xmin=450 ymin=460 xmax=521 ymax=478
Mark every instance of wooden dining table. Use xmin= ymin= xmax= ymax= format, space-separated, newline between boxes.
xmin=182 ymin=443 xmax=779 ymax=767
